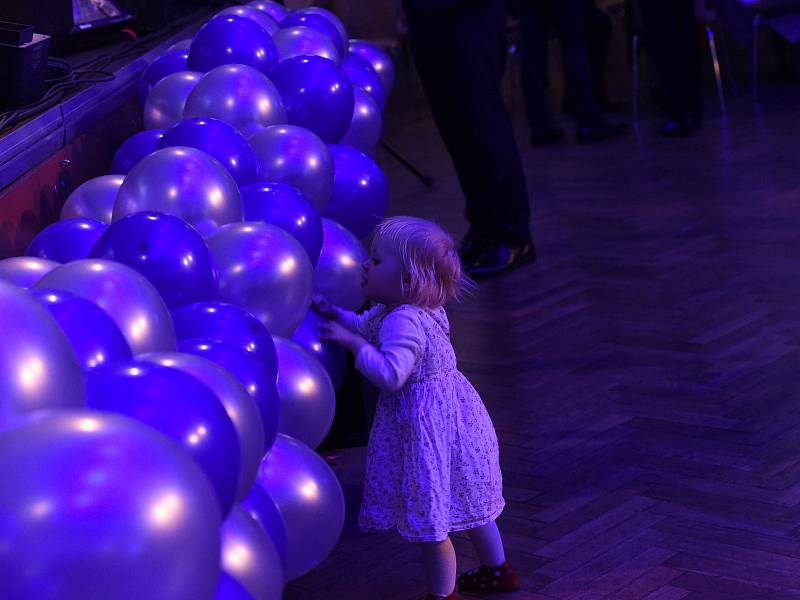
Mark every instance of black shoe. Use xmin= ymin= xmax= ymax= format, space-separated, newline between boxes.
xmin=462 ymin=240 xmax=536 ymax=279
xmin=530 ymin=127 xmax=564 ymax=147
xmin=658 ymin=116 xmax=701 ymax=137
xmin=576 ymin=121 xmax=627 ymax=144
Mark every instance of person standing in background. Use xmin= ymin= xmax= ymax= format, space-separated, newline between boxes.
xmin=514 ymin=0 xmax=627 ymax=146
xmin=403 ymin=0 xmax=536 ymax=279
xmin=637 ymin=0 xmax=703 ymax=136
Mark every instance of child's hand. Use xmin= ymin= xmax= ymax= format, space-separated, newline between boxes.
xmin=311 ymin=293 xmax=337 ymax=320
xmin=318 ymin=319 xmax=352 ymax=345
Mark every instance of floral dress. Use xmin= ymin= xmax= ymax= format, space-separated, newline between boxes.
xmin=337 ymin=303 xmax=505 ymax=542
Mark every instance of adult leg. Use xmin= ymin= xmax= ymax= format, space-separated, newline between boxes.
xmin=419 ymin=538 xmax=457 ymax=597
xmin=514 ymin=0 xmax=563 ymax=143
xmin=406 ymin=0 xmax=533 ymax=252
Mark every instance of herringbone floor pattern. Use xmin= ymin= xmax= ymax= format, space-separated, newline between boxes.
xmin=286 ymin=44 xmax=800 ymax=600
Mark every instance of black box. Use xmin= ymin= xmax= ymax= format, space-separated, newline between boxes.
xmin=0 ymin=31 xmax=50 ymax=109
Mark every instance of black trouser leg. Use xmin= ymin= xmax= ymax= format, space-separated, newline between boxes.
xmin=639 ymin=0 xmax=702 ymax=121
xmin=407 ymin=0 xmax=531 ymax=244
xmin=514 ymin=0 xmax=554 ymax=132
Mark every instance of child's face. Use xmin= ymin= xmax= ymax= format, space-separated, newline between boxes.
xmin=362 ymin=238 xmax=406 ymax=306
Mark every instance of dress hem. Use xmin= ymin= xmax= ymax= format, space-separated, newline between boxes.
xmin=358 ymin=500 xmax=506 ymax=543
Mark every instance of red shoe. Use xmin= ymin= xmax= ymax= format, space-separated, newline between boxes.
xmin=456 ymin=561 xmax=519 ymax=593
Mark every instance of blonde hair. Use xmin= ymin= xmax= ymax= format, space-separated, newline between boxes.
xmin=373 ymin=216 xmax=474 ymax=308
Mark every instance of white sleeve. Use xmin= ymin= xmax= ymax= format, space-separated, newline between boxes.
xmin=333 ymin=304 xmax=382 ymax=336
xmin=354 ymin=308 xmax=425 ymax=392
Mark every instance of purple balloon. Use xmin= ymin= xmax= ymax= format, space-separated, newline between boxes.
xmin=241 ymin=484 xmax=287 ymax=567
xmin=159 ymin=118 xmax=260 ymax=186
xmin=110 ymin=129 xmax=165 ymax=175
xmin=140 ymin=48 xmax=189 ymax=102
xmin=240 ymin=182 xmax=323 ymax=266
xmin=86 ymin=360 xmax=240 ymax=516
xmin=216 ymin=5 xmax=280 ymax=35
xmin=89 ymin=211 xmax=217 ymax=310
xmin=189 ymin=15 xmax=279 ymax=75
xmin=179 ymin=338 xmax=280 ymax=453
xmin=281 ymin=11 xmax=346 ymax=57
xmin=0 ymin=411 xmax=222 ymax=600
xmin=349 ymin=39 xmax=395 ymax=96
xmin=340 ymin=86 xmax=382 ymax=153
xmin=26 ymin=218 xmax=107 ymax=263
xmin=214 ymin=572 xmax=256 ymax=600
xmin=29 ymin=288 xmax=133 ymax=370
xmin=341 ymin=52 xmax=386 ymax=110
xmin=172 ymin=301 xmax=278 ymax=380
xmin=291 ymin=309 xmax=346 ymax=389
xmin=248 ymin=0 xmax=288 ymax=23
xmin=268 ymin=56 xmax=354 ymax=143
xmin=323 ymin=144 xmax=389 ymax=238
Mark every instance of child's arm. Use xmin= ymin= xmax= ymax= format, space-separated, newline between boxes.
xmin=320 ymin=308 xmax=424 ymax=392
xmin=312 ymin=294 xmax=380 ymax=335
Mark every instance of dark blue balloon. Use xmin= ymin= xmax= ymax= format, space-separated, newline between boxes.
xmin=268 ymin=55 xmax=354 ymax=143
xmin=110 ymin=129 xmax=165 ymax=175
xmin=341 ymin=53 xmax=387 ymax=111
xmin=29 ymin=288 xmax=132 ymax=370
xmin=89 ymin=211 xmax=217 ymax=310
xmin=139 ymin=48 xmax=189 ymax=103
xmin=280 ymin=11 xmax=345 ymax=57
xmin=159 ymin=118 xmax=260 ymax=186
xmin=240 ymin=182 xmax=323 ymax=266
xmin=179 ymin=338 xmax=280 ymax=453
xmin=26 ymin=218 xmax=107 ymax=263
xmin=324 ymin=144 xmax=389 ymax=238
xmin=241 ymin=484 xmax=287 ymax=566
xmin=188 ymin=15 xmax=279 ymax=75
xmin=172 ymin=302 xmax=278 ymax=380
xmin=213 ymin=572 xmax=255 ymax=600
xmin=86 ymin=360 xmax=240 ymax=516
xmin=291 ymin=309 xmax=345 ymax=389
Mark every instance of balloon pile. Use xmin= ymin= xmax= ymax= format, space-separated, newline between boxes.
xmin=0 ymin=3 xmax=395 ymax=598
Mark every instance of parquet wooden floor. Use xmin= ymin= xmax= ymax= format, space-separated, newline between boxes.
xmin=285 ymin=40 xmax=800 ymax=599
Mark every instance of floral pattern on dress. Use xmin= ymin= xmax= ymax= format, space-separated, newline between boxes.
xmin=357 ymin=304 xmax=505 ymax=542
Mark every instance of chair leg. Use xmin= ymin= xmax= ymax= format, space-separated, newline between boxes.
xmin=632 ymin=33 xmax=639 ymax=122
xmin=706 ymin=25 xmax=726 ymax=115
xmin=752 ymin=13 xmax=761 ymax=102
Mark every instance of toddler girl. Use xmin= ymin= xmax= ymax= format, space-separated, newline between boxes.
xmin=314 ymin=216 xmax=519 ymax=599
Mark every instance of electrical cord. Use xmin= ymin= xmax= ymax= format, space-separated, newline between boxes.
xmin=0 ymin=2 xmax=222 ymax=136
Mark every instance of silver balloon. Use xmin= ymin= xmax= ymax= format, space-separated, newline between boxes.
xmin=206 ymin=222 xmax=313 ymax=337
xmin=300 ymin=7 xmax=348 ymax=57
xmin=272 ymin=336 xmax=335 ymax=449
xmin=60 ymin=175 xmax=124 ymax=223
xmin=248 ymin=0 xmax=288 ymax=22
xmin=221 ymin=506 xmax=284 ymax=599
xmin=140 ymin=352 xmax=265 ymax=501
xmin=33 ymin=259 xmax=177 ymax=355
xmin=340 ymin=86 xmax=382 ymax=154
xmin=216 ymin=5 xmax=280 ymax=35
xmin=184 ymin=64 xmax=286 ymax=138
xmin=249 ymin=125 xmax=333 ymax=212
xmin=256 ymin=434 xmax=345 ymax=582
xmin=0 ymin=256 xmax=59 ymax=288
xmin=0 ymin=410 xmax=222 ymax=600
xmin=273 ymin=26 xmax=340 ymax=64
xmin=348 ymin=39 xmax=395 ymax=96
xmin=0 ymin=280 xmax=84 ymax=430
xmin=143 ymin=70 xmax=203 ymax=130
xmin=314 ymin=218 xmax=367 ymax=311
xmin=113 ymin=146 xmax=243 ymax=232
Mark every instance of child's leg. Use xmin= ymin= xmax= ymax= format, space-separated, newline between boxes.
xmin=466 ymin=519 xmax=506 ymax=566
xmin=418 ymin=537 xmax=457 ymax=597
